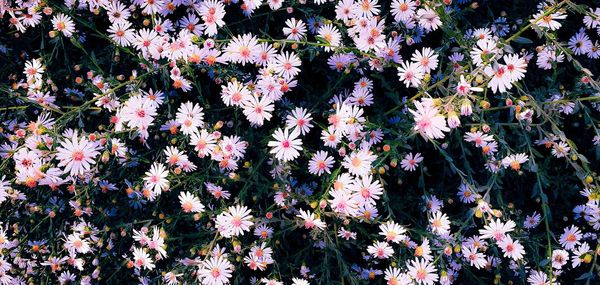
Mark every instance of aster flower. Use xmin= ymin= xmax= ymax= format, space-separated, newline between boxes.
xmin=503 ymin=54 xmax=528 ymax=82
xmin=268 ymin=128 xmax=303 ymax=162
xmin=224 ymin=33 xmax=260 ymax=66
xmin=429 ymin=211 xmax=450 ymax=235
xmin=64 ymin=234 xmax=90 ymax=254
xmin=416 ymin=7 xmax=442 ymax=32
xmin=457 ymin=183 xmax=478 ymax=203
xmin=132 ymin=247 xmax=155 ymax=270
xmin=51 ymin=13 xmax=76 ymax=37
xmin=292 ymin=278 xmax=310 ymax=285
xmin=353 ymin=0 xmax=381 ymax=18
xmin=523 ymin=212 xmax=541 ymax=229
xmin=296 ymin=209 xmax=326 ymax=230
xmin=470 ymin=39 xmax=499 ymax=67
xmin=411 ymin=47 xmax=439 ymax=73
xmin=349 ymin=88 xmax=374 ymax=107
xmin=176 ymin=101 xmax=205 ymax=136
xmin=308 ymin=151 xmax=334 ymax=176
xmin=143 ymin=163 xmax=169 ymax=196
xmin=406 ymin=258 xmax=438 ymax=285
xmin=178 ymin=192 xmax=205 ymax=213
xmin=464 ymin=131 xmax=495 ymax=147
xmin=272 ymin=51 xmax=301 ymax=80
xmin=108 ymin=21 xmax=135 ymax=46
xmin=216 ymin=205 xmax=254 ymax=238
xmin=462 ymin=246 xmax=487 ymax=269
xmin=479 ymin=219 xmax=516 ymax=241
xmin=397 ymin=61 xmax=424 ymax=88
xmin=527 ymin=270 xmax=554 ymax=285
xmin=164 ymin=272 xmax=182 ymax=285
xmin=267 ymin=0 xmax=283 ymax=10
xmin=501 ymin=153 xmax=529 ymax=171
xmin=568 ymin=29 xmax=592 ymax=55
xmin=198 ymin=0 xmax=226 ymax=36
xmin=558 ymin=225 xmax=582 ymax=250
xmin=497 ymin=235 xmax=525 ymax=261
xmin=243 ymin=95 xmax=274 ymax=126
xmin=571 ymin=242 xmax=591 ymax=268
xmin=335 ymin=0 xmax=355 ymax=22
xmin=367 ymin=241 xmax=394 ymax=259
xmin=190 ymin=129 xmax=217 ymax=158
xmin=23 ymin=58 xmax=44 ymax=81
xmin=219 ymin=135 xmax=247 ymax=159
xmin=0 ymin=176 xmax=9 ymax=204
xmin=179 ymin=13 xmax=202 ymax=36
xmin=391 ymin=0 xmax=417 ymax=22
xmin=472 ymin=28 xmax=492 ymax=40
xmin=197 ymin=255 xmax=232 ymax=285
xmin=317 ymin=24 xmax=341 ymax=51
xmin=141 ymin=0 xmax=164 ymax=15
xmin=133 ymin=28 xmax=159 ymax=55
xmin=350 ymin=175 xmax=383 ymax=206
xmin=485 ymin=64 xmax=513 ymax=93
xmin=536 ymin=46 xmax=564 ymax=70
xmin=286 ymin=107 xmax=314 ymax=135
xmin=551 ymin=249 xmax=569 ymax=269
xmin=255 ymin=43 xmax=278 ymax=66
xmin=531 ymin=10 xmax=566 ymax=31
xmin=379 ymin=221 xmax=407 ymax=244
xmin=342 ymin=149 xmax=376 ymax=177
xmin=206 ymin=182 xmax=231 ymax=199
xmin=328 ymin=188 xmax=359 ymax=217
xmin=551 ymin=141 xmax=570 ymax=158
xmin=104 ymin=1 xmax=131 ymax=25
xmin=409 ymin=100 xmax=450 ymax=140
xmin=56 ymin=134 xmax=100 ymax=176
xmin=221 ymin=80 xmax=251 ymax=107
xmin=283 ymin=18 xmax=307 ymax=41
xmin=262 ymin=279 xmax=283 ymax=285
xmin=400 ymin=152 xmax=423 ymax=171
xmin=121 ymin=95 xmax=158 ymax=132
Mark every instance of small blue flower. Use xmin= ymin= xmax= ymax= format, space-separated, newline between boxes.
xmin=493 ymin=17 xmax=510 ymax=37
xmin=296 ymin=183 xmax=314 ymax=196
xmin=104 ymin=207 xmax=118 ymax=217
xmin=64 ymin=88 xmax=85 ymax=98
xmin=387 ymin=116 xmax=401 ymax=124
xmin=306 ymin=17 xmax=324 ymax=34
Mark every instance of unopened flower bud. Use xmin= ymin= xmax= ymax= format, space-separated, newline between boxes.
xmin=101 ymin=151 xmax=110 ymax=163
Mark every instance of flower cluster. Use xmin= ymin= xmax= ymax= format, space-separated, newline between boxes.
xmin=1 ymin=0 xmax=600 ymax=284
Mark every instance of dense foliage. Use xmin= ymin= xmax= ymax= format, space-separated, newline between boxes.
xmin=1 ymin=0 xmax=600 ymax=284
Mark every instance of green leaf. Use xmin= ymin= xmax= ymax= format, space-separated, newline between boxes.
xmin=513 ymin=36 xmax=533 ymax=44
xmin=575 ymin=272 xmax=593 ymax=280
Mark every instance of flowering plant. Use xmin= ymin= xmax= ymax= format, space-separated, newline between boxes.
xmin=1 ymin=0 xmax=600 ymax=284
